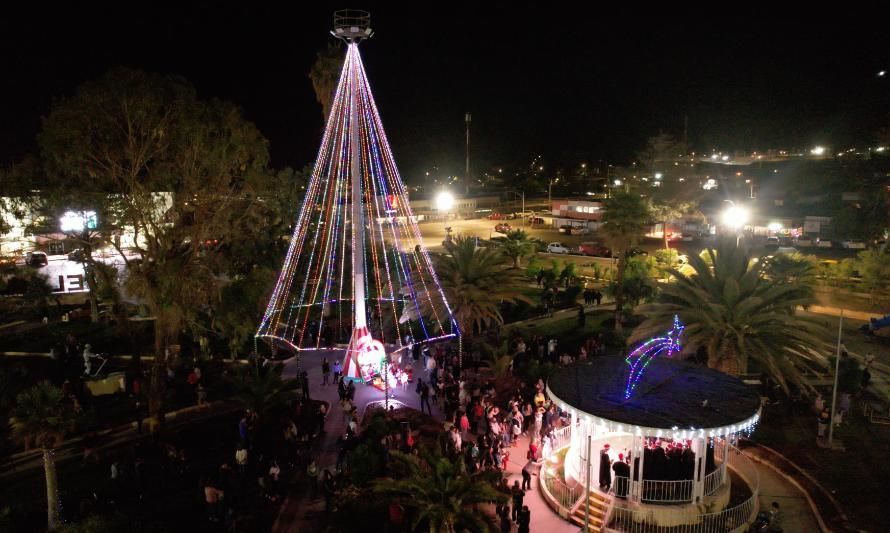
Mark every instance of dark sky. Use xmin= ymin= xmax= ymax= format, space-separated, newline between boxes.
xmin=1 ymin=4 xmax=888 ymax=180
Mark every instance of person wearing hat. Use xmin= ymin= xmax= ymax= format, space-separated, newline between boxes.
xmin=599 ymin=443 xmax=612 ymax=491
xmin=612 ymin=453 xmax=630 ymax=497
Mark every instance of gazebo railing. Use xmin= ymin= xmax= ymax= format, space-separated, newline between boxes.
xmin=608 ymin=446 xmax=760 ymax=532
xmin=540 ymin=464 xmax=584 ymax=511
xmin=703 ymin=463 xmax=726 ymax=496
xmin=549 ymin=423 xmax=572 ymax=451
xmin=640 ymin=478 xmax=695 ymax=503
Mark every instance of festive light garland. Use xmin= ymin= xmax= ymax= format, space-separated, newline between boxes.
xmin=256 ymin=43 xmax=456 ymax=373
xmin=624 ymin=315 xmax=684 ymax=399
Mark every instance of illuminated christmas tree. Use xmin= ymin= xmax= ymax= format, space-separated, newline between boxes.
xmin=257 ymin=11 xmax=457 ymax=380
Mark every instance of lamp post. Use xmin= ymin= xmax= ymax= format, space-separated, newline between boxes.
xmin=721 ymin=202 xmax=749 ymax=247
xmin=436 ymin=191 xmax=455 ymax=240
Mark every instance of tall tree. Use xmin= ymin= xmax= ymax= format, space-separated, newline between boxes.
xmin=601 ymin=192 xmax=650 ymax=331
xmin=425 ymin=236 xmax=530 ymax=335
xmin=372 ymin=447 xmax=506 ymax=533
xmin=497 ymin=229 xmax=536 ymax=268
xmin=630 ymin=238 xmax=827 ymax=395
xmin=39 ymin=68 xmax=272 ymax=430
xmin=13 ymin=382 xmax=75 ymax=530
xmin=649 ymin=199 xmax=694 ymax=252
xmin=308 ymin=43 xmax=345 ymax=121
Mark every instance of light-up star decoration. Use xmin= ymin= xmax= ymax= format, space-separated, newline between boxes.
xmin=624 ymin=315 xmax=685 ymax=399
xmin=256 ymin=11 xmax=457 ymax=381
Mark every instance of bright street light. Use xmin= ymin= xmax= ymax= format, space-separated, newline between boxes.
xmin=810 ymin=146 xmax=826 ymax=156
xmin=721 ymin=205 xmax=749 ymax=229
xmin=436 ymin=191 xmax=454 ymax=211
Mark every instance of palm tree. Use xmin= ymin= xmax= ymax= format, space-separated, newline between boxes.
xmin=498 ymin=229 xmax=537 ymax=269
xmin=231 ymin=362 xmax=297 ymax=419
xmin=601 ymin=192 xmax=650 ymax=331
xmin=308 ymin=43 xmax=344 ymax=120
xmin=372 ymin=447 xmax=507 ymax=533
xmin=426 ymin=236 xmax=531 ymax=335
xmin=630 ymin=238 xmax=828 ymax=395
xmin=762 ymin=252 xmax=819 ymax=286
xmin=13 ymin=381 xmax=74 ymax=530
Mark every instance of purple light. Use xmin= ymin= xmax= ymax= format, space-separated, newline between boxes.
xmin=624 ymin=315 xmax=684 ymax=399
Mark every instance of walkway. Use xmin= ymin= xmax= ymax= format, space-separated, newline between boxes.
xmin=272 ymin=350 xmax=832 ymax=532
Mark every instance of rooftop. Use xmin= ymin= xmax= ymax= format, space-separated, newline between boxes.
xmin=547 ymin=357 xmax=761 ymax=437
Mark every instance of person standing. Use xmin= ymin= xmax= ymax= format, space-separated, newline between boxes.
xmin=511 ymin=480 xmax=524 ymax=522
xmin=768 ymin=501 xmax=784 ymax=532
xmin=599 ymin=443 xmax=612 ymax=491
xmin=301 ymin=371 xmax=311 ymax=400
xmin=333 ymin=359 xmax=342 ymax=384
xmin=521 ymin=459 xmax=534 ymax=490
xmin=322 ymin=358 xmax=331 ymax=386
xmin=419 ymin=379 xmax=432 ymax=415
xmin=517 ymin=505 xmax=531 ymax=533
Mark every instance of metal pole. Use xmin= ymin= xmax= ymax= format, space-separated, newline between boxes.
xmin=828 ymin=310 xmax=844 ymax=446
xmin=465 ymin=112 xmax=471 ymax=194
xmin=384 ymin=360 xmax=389 ymax=409
xmin=585 ymin=434 xmax=591 ymax=533
xmin=522 ymin=192 xmax=525 ymax=225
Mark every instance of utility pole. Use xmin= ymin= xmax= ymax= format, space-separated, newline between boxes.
xmin=828 ymin=310 xmax=844 ymax=447
xmin=584 ymin=435 xmax=592 ymax=532
xmin=465 ymin=112 xmax=471 ymax=195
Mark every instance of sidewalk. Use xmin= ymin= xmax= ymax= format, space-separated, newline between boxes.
xmin=272 ymin=351 xmax=829 ymax=532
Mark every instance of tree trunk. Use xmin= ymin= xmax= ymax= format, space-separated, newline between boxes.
xmin=43 ymin=448 xmax=61 ymax=530
xmin=82 ymin=238 xmax=99 ymax=324
xmin=663 ymin=220 xmax=670 ymax=253
xmin=613 ymin=254 xmax=627 ymax=332
xmin=148 ymin=311 xmax=173 ymax=434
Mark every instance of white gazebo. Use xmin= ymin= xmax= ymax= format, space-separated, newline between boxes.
xmin=541 ymin=357 xmax=762 ymax=532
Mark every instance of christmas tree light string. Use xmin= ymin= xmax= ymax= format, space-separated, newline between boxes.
xmin=257 ymin=43 xmax=457 ymax=378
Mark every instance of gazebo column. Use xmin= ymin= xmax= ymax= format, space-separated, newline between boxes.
xmin=692 ymin=436 xmax=707 ymax=502
xmin=630 ymin=435 xmax=645 ymax=502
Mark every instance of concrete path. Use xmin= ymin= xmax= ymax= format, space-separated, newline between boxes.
xmin=273 ymin=350 xmax=831 ymax=533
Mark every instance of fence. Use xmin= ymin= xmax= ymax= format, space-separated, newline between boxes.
xmin=540 ymin=465 xmax=584 ymax=511
xmin=608 ymin=446 xmax=760 ymax=532
xmin=703 ymin=463 xmax=726 ymax=496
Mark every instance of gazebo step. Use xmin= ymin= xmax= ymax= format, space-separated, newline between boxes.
xmin=572 ymin=506 xmax=606 ymax=520
xmin=569 ymin=513 xmax=604 ymax=530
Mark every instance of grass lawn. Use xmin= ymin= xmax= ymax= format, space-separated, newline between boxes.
xmin=752 ymin=399 xmax=890 ymax=532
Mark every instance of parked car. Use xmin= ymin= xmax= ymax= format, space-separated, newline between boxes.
xmin=618 ymin=247 xmax=648 ymax=258
xmin=494 ymin=223 xmax=512 ymax=233
xmin=528 ymin=216 xmax=545 ymax=226
xmin=67 ymin=248 xmax=86 ymax=261
xmin=546 ymin=242 xmax=570 ymax=254
xmin=487 ymin=212 xmax=504 ymax=220
xmin=558 ymin=225 xmax=573 ymax=234
xmin=680 ymin=234 xmax=696 ymax=242
xmin=570 ymin=226 xmax=590 ymax=235
xmin=579 ymin=242 xmax=611 ymax=257
xmin=775 ymin=246 xmax=799 ymax=255
xmin=842 ymin=240 xmax=866 ymax=249
xmin=26 ymin=251 xmax=48 ymax=267
xmin=765 ymin=236 xmax=779 ymax=246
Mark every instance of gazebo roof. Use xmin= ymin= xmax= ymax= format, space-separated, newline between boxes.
xmin=547 ymin=357 xmax=761 ymax=438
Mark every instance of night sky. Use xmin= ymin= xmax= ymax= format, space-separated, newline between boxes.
xmin=1 ymin=4 xmax=887 ymax=180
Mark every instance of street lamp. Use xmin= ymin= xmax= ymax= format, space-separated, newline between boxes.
xmin=548 ymin=177 xmax=558 ymax=209
xmin=721 ymin=203 xmax=749 ymax=247
xmin=436 ymin=191 xmax=455 ymax=238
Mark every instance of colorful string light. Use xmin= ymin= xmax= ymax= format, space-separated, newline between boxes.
xmin=624 ymin=315 xmax=684 ymax=399
xmin=256 ymin=43 xmax=457 ymax=379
